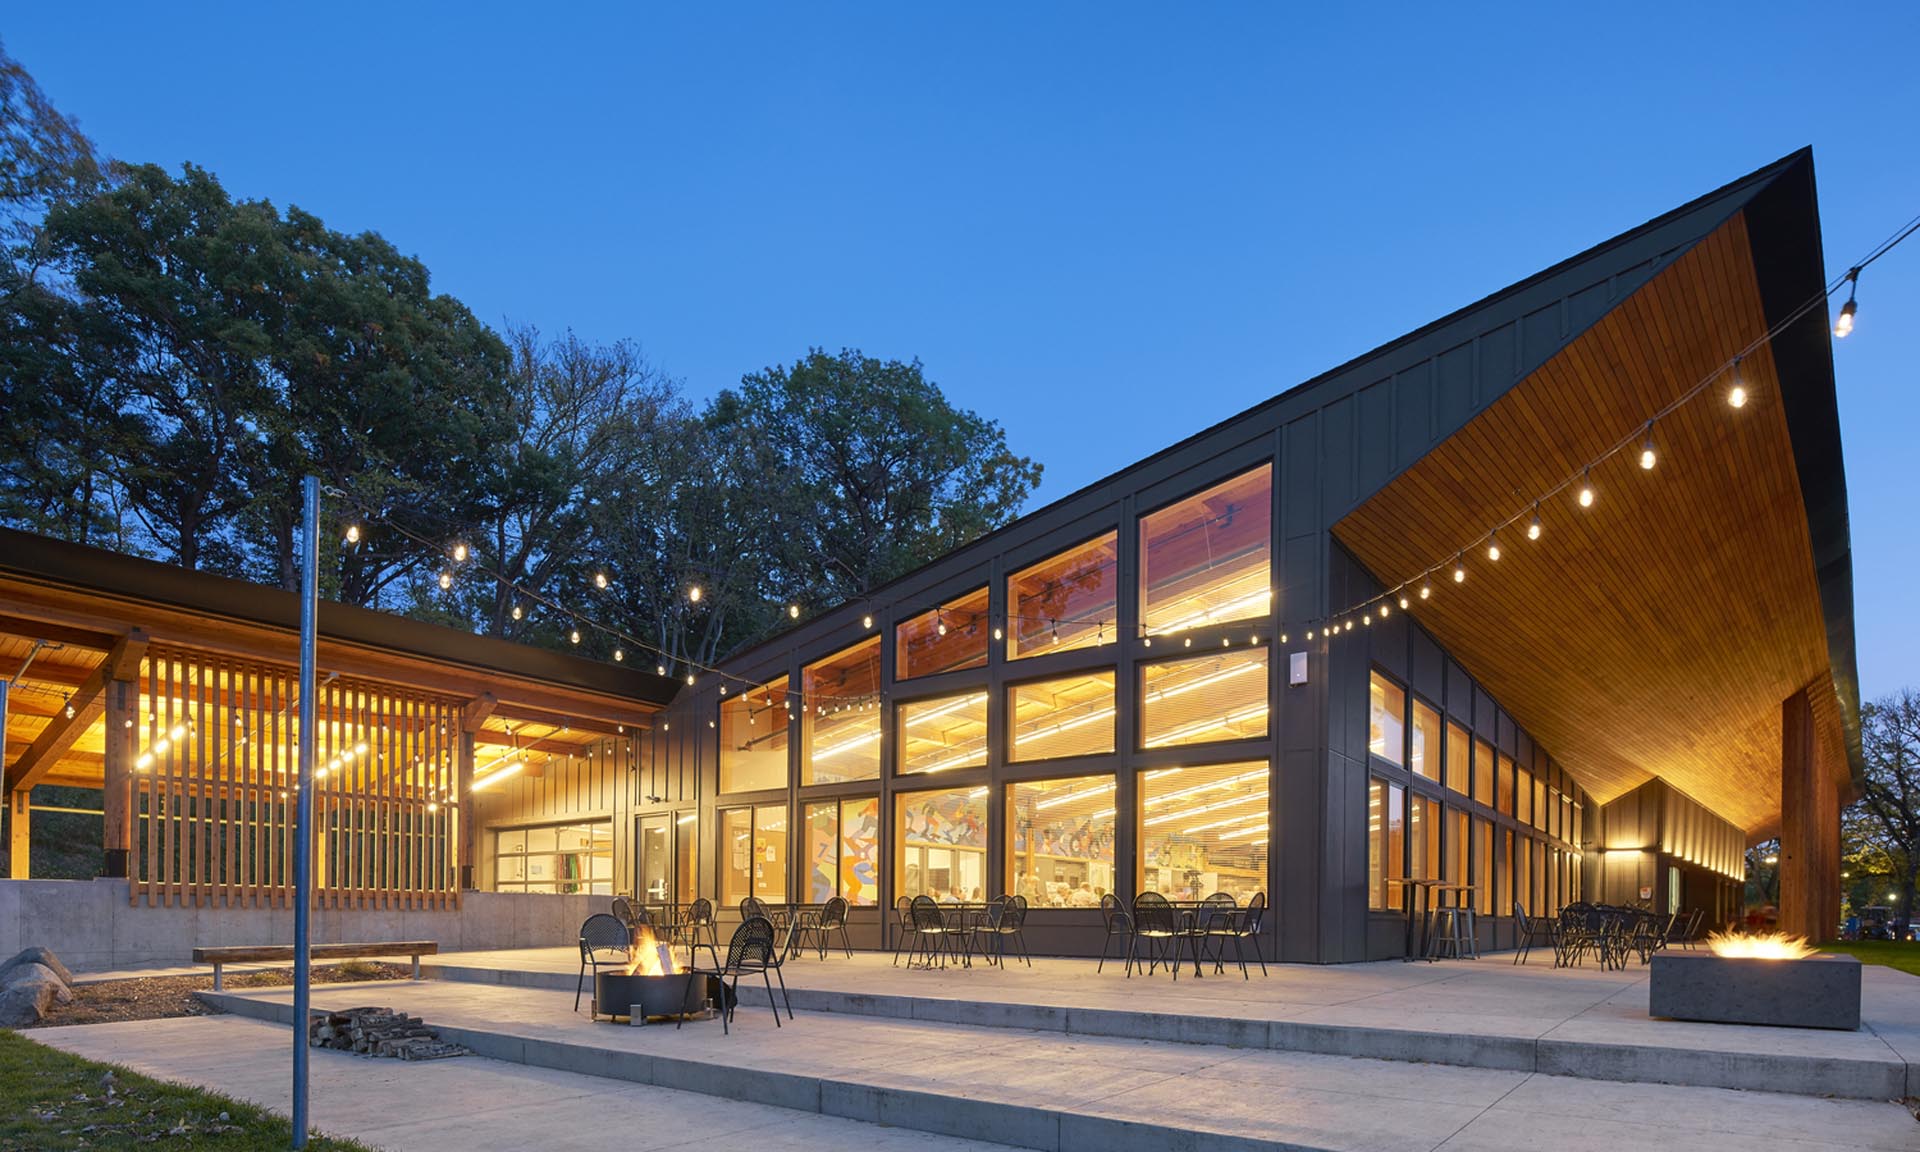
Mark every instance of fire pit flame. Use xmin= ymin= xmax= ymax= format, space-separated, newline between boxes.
xmin=620 ymin=924 xmax=679 ymax=977
xmin=1705 ymin=930 xmax=1815 ymax=960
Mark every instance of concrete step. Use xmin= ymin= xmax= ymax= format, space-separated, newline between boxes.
xmin=198 ymin=981 xmax=1920 ymax=1152
xmin=421 ymin=957 xmax=1914 ymax=1099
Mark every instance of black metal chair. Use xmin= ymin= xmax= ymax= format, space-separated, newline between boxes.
xmin=671 ymin=897 xmax=720 ymax=968
xmin=891 ymin=895 xmax=919 ymax=966
xmin=796 ymin=895 xmax=854 ymax=959
xmin=980 ymin=895 xmax=1031 ymax=968
xmin=611 ymin=897 xmax=639 ymax=929
xmin=693 ymin=915 xmax=794 ymax=1035
xmin=575 ymin=913 xmax=632 ymax=1012
xmin=906 ymin=895 xmax=958 ymax=969
xmin=1512 ymin=901 xmax=1556 ymax=965
xmin=1128 ymin=891 xmax=1197 ymax=979
xmin=1204 ymin=892 xmax=1267 ymax=979
xmin=1097 ymin=893 xmax=1132 ymax=973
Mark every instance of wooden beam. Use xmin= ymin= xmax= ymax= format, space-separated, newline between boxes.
xmin=6 ymin=628 xmax=147 ymax=792
xmin=461 ymin=692 xmax=498 ymax=734
xmin=0 ymin=614 xmax=118 ymax=651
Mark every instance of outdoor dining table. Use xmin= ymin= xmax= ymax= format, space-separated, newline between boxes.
xmin=1385 ymin=877 xmax=1449 ymax=963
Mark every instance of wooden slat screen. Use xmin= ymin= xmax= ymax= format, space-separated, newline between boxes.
xmin=131 ymin=645 xmax=461 ymax=909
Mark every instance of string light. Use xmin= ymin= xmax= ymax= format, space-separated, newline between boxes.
xmin=788 ymin=604 xmax=801 ymax=619
xmin=1453 ymin=555 xmax=1466 ymax=583
xmin=437 ymin=570 xmax=452 ymax=591
xmin=685 ymin=673 xmax=696 ymax=686
xmin=594 ymin=571 xmax=609 ymax=590
xmin=511 ymin=604 xmax=522 ymax=621
xmin=1527 ymin=505 xmax=1542 ymax=541
xmin=1639 ymin=421 xmax=1657 ymax=470
xmin=613 ymin=647 xmax=624 ymax=662
xmin=1486 ymin=530 xmax=1501 ymax=562
xmin=656 ymin=663 xmax=667 ymax=676
xmin=687 ymin=585 xmax=703 ymax=603
xmin=569 ymin=627 xmax=581 ymax=645
xmin=1577 ymin=470 xmax=1595 ymax=508
xmin=1834 ymin=268 xmax=1858 ymax=337
xmin=1728 ymin=357 xmax=1748 ymax=409
xmin=344 ymin=523 xmax=360 ymax=544
xmin=1398 ymin=596 xmax=1409 ymax=609
xmin=452 ymin=542 xmax=469 ymax=563
xmin=862 ymin=614 xmax=874 ymax=629
xmin=1419 ymin=585 xmax=1430 ymax=600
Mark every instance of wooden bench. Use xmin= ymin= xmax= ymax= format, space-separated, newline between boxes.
xmin=191 ymin=941 xmax=438 ymax=990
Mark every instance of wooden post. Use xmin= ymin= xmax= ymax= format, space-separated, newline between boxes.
xmin=6 ymin=785 xmax=28 ymax=879
xmin=1778 ymin=687 xmax=1840 ymax=943
xmin=103 ymin=677 xmax=137 ymax=877
xmin=456 ymin=732 xmax=476 ymax=890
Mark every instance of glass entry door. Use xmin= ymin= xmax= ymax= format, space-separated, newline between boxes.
xmin=637 ymin=814 xmax=673 ymax=905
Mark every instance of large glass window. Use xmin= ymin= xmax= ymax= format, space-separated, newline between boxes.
xmin=804 ymin=796 xmax=880 ymax=906
xmin=493 ymin=821 xmax=612 ymax=894
xmin=802 ymin=639 xmax=881 ymax=784
xmin=1007 ymin=532 xmax=1118 ymax=659
xmin=720 ymin=677 xmax=789 ymax=793
xmin=1534 ymin=778 xmax=1548 ymax=832
xmin=1444 ymin=722 xmax=1470 ymax=797
xmin=1009 ymin=671 xmax=1116 ymax=762
xmin=896 ymin=691 xmax=990 ymax=775
xmin=896 ymin=586 xmax=990 ymax=680
xmin=720 ymin=804 xmax=788 ymax=906
xmin=1409 ymin=794 xmax=1440 ymax=881
xmin=1006 ymin=775 xmax=1117 ymax=908
xmin=1502 ymin=828 xmax=1515 ymax=917
xmin=1370 ymin=778 xmax=1405 ymax=910
xmin=1484 ymin=742 xmax=1503 ymax=813
xmin=1474 ymin=816 xmax=1494 ymax=915
xmin=1368 ymin=672 xmax=1406 ymax=765
xmin=1139 ymin=761 xmax=1268 ymax=902
xmin=1140 ymin=649 xmax=1268 ymax=749
xmin=1410 ymin=699 xmax=1441 ymax=780
xmin=1445 ymin=807 xmax=1468 ymax=890
xmin=1139 ymin=465 xmax=1273 ymax=636
xmin=1515 ymin=765 xmax=1533 ymax=825
xmin=674 ymin=813 xmax=698 ymax=906
xmin=895 ymin=787 xmax=988 ymax=901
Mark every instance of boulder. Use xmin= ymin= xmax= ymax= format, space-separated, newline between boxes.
xmin=0 ymin=964 xmax=69 ymax=1027
xmin=0 ymin=946 xmax=74 ymax=990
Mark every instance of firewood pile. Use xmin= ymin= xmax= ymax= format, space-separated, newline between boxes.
xmin=306 ymin=1006 xmax=468 ymax=1060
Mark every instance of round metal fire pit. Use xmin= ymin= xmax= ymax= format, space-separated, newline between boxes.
xmin=592 ymin=970 xmax=705 ymax=1022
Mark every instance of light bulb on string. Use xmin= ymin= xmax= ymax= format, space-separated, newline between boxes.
xmin=1419 ymin=585 xmax=1430 ymax=600
xmin=569 ymin=627 xmax=581 ymax=644
xmin=993 ymin=626 xmax=1003 ymax=641
xmin=437 ymin=570 xmax=453 ymax=591
xmin=936 ymin=609 xmax=948 ymax=637
xmin=1834 ymin=268 xmax=1858 ymax=337
xmin=1527 ymin=505 xmax=1542 ymax=541
xmin=1378 ymin=603 xmax=1389 ymax=618
xmin=1639 ymin=421 xmax=1657 ymax=470
xmin=1398 ymin=595 xmax=1409 ymax=610
xmin=788 ymin=604 xmax=800 ymax=619
xmin=1453 ymin=556 xmax=1466 ymax=583
xmin=511 ymin=604 xmax=523 ymax=621
xmin=1578 ymin=470 xmax=1596 ymax=508
xmin=344 ymin=523 xmax=360 ymax=545
xmin=656 ymin=663 xmax=667 ymax=676
xmin=862 ymin=614 xmax=874 ymax=630
xmin=613 ymin=647 xmax=624 ymax=662
xmin=1486 ymin=531 xmax=1501 ymax=562
xmin=452 ymin=542 xmax=468 ymax=563
xmin=1728 ymin=356 xmax=1749 ymax=409
xmin=686 ymin=673 xmax=696 ymax=686
xmin=593 ymin=571 xmax=608 ymax=590
xmin=687 ymin=585 xmax=702 ymax=603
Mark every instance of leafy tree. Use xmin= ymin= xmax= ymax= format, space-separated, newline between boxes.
xmin=1850 ymin=689 xmax=1920 ymax=936
xmin=711 ymin=348 xmax=1042 ymax=606
xmin=0 ymin=36 xmax=103 ymax=265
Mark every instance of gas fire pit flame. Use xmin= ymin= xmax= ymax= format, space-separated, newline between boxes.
xmin=620 ymin=925 xmax=679 ymax=977
xmin=1706 ymin=930 xmax=1815 ymax=960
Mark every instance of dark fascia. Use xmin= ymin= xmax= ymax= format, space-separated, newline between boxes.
xmin=1737 ymin=150 xmax=1866 ymax=791
xmin=723 ymin=148 xmax=1816 ymax=669
xmin=0 ymin=526 xmax=680 ymax=709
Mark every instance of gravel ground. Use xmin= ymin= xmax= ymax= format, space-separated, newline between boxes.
xmin=25 ymin=963 xmax=413 ymax=1028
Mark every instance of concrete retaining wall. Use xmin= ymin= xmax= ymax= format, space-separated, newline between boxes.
xmin=0 ymin=878 xmax=602 ymax=970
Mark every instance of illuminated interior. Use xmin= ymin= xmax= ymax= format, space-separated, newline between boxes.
xmin=895 ymin=786 xmax=987 ymax=901
xmin=1368 ymin=672 xmax=1405 ymax=765
xmin=720 ymin=677 xmax=789 ymax=793
xmin=1409 ymin=793 xmax=1439 ymax=880
xmin=1444 ymin=721 xmax=1470 ymax=797
xmin=1008 ymin=671 xmax=1116 ymax=762
xmin=720 ymin=803 xmax=787 ymax=905
xmin=1410 ymin=699 xmax=1441 ymax=780
xmin=895 ymin=691 xmax=990 ymax=775
xmin=1141 ymin=650 xmax=1268 ymax=749
xmin=802 ymin=637 xmax=881 ymax=783
xmin=493 ymin=821 xmax=611 ymax=894
xmin=896 ymin=586 xmax=990 ymax=680
xmin=1007 ymin=532 xmax=1118 ymax=659
xmin=1006 ymin=775 xmax=1116 ymax=907
xmin=1139 ymin=761 xmax=1268 ymax=902
xmin=1139 ymin=465 xmax=1272 ymax=637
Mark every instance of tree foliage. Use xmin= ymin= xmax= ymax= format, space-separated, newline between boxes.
xmin=0 ymin=43 xmax=1042 ymax=670
xmin=1848 ymin=689 xmax=1920 ymax=931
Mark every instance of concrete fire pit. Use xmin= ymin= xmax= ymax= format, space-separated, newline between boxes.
xmin=1648 ymin=951 xmax=1861 ymax=1030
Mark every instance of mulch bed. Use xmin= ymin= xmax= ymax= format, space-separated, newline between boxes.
xmin=24 ymin=962 xmax=414 ymax=1028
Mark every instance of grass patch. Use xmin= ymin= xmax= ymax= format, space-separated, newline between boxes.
xmin=1820 ymin=941 xmax=1920 ymax=977
xmin=0 ymin=1028 xmax=374 ymax=1151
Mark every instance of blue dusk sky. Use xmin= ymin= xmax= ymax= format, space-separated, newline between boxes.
xmin=7 ymin=5 xmax=1916 ymax=699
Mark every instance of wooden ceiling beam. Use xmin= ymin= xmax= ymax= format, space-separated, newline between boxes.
xmin=7 ymin=628 xmax=147 ymax=793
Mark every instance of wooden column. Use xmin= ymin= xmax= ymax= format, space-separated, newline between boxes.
xmin=6 ymin=785 xmax=27 ymax=879
xmin=456 ymin=694 xmax=493 ymax=890
xmin=102 ymin=678 xmax=137 ymax=877
xmin=1778 ymin=687 xmax=1840 ymax=942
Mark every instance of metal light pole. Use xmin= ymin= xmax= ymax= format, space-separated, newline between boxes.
xmin=292 ymin=475 xmax=319 ymax=1148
